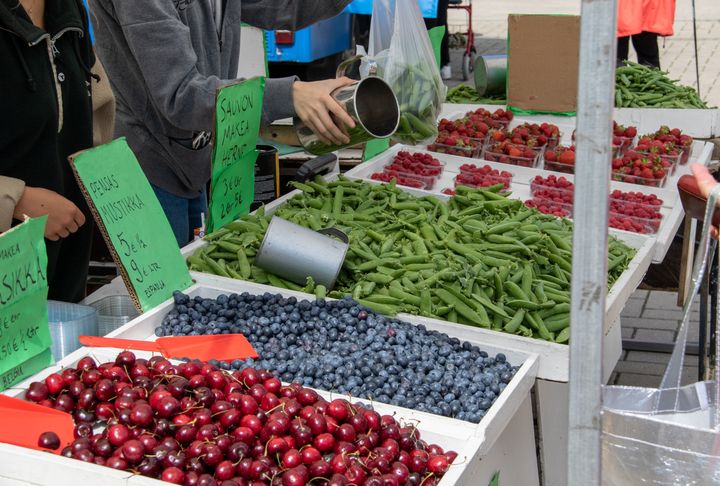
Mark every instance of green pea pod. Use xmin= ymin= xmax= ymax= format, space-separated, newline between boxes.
xmin=503 ymin=309 xmax=526 ymax=334
xmin=356 ymin=299 xmax=399 ymax=316
xmin=556 ymin=327 xmax=570 ymax=344
xmin=404 ymin=112 xmax=435 ymax=139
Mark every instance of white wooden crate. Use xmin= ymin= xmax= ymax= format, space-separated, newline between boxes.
xmin=102 ymin=282 xmax=539 ymax=445
xmin=187 ymin=220 xmax=651 ymax=382
xmin=2 ymin=293 xmax=540 ymax=486
xmin=179 ymin=169 xmax=654 ymax=381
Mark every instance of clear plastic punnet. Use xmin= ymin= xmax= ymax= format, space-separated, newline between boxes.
xmin=602 ymin=184 xmax=720 ymax=484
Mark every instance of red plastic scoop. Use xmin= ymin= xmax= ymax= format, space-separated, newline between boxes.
xmin=0 ymin=395 xmax=74 ymax=454
xmin=79 ymin=334 xmax=259 ymax=362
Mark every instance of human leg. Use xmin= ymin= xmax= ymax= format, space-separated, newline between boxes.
xmin=617 ymin=36 xmax=630 ymax=66
xmin=151 ymin=184 xmax=191 ymax=247
xmin=632 ymin=31 xmax=660 ymax=69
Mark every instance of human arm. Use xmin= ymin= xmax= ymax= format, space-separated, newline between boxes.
xmin=98 ymin=1 xmax=354 ymax=143
xmin=0 ymin=176 xmax=25 ymax=233
xmin=690 ymin=163 xmax=719 ymax=238
xmin=1 ymin=178 xmax=86 ymax=241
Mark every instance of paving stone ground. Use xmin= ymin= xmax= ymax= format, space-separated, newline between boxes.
xmin=441 ymin=0 xmax=719 ymax=388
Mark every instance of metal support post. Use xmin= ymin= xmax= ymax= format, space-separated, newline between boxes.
xmin=568 ymin=0 xmax=618 ymax=484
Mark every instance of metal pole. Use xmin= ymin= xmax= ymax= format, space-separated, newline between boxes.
xmin=568 ymin=0 xmax=617 ymax=484
xmin=691 ymin=0 xmax=701 ymax=95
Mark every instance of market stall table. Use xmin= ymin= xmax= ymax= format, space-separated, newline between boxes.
xmin=0 ymin=279 xmax=542 ymax=486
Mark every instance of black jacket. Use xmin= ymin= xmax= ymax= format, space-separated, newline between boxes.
xmin=0 ymin=0 xmax=96 ymax=302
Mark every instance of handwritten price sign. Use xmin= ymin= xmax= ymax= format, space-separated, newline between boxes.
xmin=208 ymin=77 xmax=265 ymax=232
xmin=0 ymin=217 xmax=54 ymax=391
xmin=70 ymin=139 xmax=193 ymax=312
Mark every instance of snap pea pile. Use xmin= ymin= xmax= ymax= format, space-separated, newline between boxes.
xmin=615 ymin=61 xmax=708 ymax=109
xmin=388 ymin=63 xmax=445 ymax=144
xmin=188 ymin=178 xmax=636 ymax=344
xmin=446 ymin=84 xmax=506 ymax=105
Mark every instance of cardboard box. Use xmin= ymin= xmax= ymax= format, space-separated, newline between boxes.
xmin=507 ymin=15 xmax=580 ymax=114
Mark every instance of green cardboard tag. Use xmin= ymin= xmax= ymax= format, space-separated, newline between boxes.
xmin=208 ymin=77 xmax=265 ymax=232
xmin=209 ymin=149 xmax=259 ymax=230
xmin=363 ymin=138 xmax=391 ymax=161
xmin=69 ymin=139 xmax=193 ymax=312
xmin=428 ymin=26 xmax=446 ymax=69
xmin=488 ymin=471 xmax=500 ymax=486
xmin=0 ymin=217 xmax=53 ymax=391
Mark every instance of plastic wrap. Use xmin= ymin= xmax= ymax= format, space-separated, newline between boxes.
xmin=601 ymin=184 xmax=720 ymax=484
xmin=365 ymin=0 xmax=446 ymax=145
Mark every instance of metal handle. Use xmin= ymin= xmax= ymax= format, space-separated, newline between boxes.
xmin=317 ymin=227 xmax=349 ymax=244
xmin=295 ymin=154 xmax=337 ymax=182
xmin=336 ymin=54 xmax=377 ymax=78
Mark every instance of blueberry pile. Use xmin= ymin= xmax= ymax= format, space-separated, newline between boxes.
xmin=156 ymin=291 xmax=520 ymax=423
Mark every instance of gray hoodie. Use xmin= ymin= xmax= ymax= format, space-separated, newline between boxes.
xmin=89 ymin=0 xmax=351 ymax=198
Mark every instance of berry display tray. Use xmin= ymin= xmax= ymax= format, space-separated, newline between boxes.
xmin=0 ymin=348 xmax=487 ymax=486
xmin=2 ymin=283 xmax=541 ymax=486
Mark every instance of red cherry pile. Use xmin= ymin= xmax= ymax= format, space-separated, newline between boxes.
xmin=611 ymin=151 xmax=670 ymax=187
xmin=482 ymin=141 xmax=538 ymax=167
xmin=370 ymin=171 xmax=427 ymax=189
xmin=25 ymin=352 xmax=457 ymax=486
xmin=543 ymin=146 xmax=576 ymax=172
xmin=456 ymin=164 xmax=513 ymax=189
xmin=384 ymin=152 xmax=444 ymax=178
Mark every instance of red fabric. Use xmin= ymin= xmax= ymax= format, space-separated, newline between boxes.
xmin=618 ymin=0 xmax=643 ymax=37
xmin=617 ymin=0 xmax=675 ymax=37
xmin=643 ymin=0 xmax=676 ymax=36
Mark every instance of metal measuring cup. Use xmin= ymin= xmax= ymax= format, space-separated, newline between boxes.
xmin=294 ymin=55 xmax=400 ymax=156
xmin=254 ymin=216 xmax=349 ymax=289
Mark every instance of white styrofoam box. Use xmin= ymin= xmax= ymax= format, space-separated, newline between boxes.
xmin=179 ymin=164 xmax=654 ymax=381
xmin=186 ymin=220 xmax=651 ymax=383
xmin=439 ymin=103 xmax=720 ymax=139
xmin=615 ymin=107 xmax=720 ymax=139
xmin=103 ymin=281 xmax=539 ymax=442
xmin=2 ymin=344 xmax=532 ymax=486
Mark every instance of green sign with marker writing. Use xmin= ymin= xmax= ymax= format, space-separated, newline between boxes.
xmin=70 ymin=138 xmax=193 ymax=312
xmin=208 ymin=77 xmax=265 ymax=232
xmin=0 ymin=217 xmax=53 ymax=391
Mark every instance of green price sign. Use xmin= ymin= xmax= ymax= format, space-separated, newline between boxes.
xmin=70 ymin=138 xmax=193 ymax=312
xmin=208 ymin=77 xmax=265 ymax=232
xmin=0 ymin=217 xmax=53 ymax=391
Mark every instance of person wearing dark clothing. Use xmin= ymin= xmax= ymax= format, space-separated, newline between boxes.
xmin=617 ymin=32 xmax=661 ymax=69
xmin=0 ymin=0 xmax=97 ymax=303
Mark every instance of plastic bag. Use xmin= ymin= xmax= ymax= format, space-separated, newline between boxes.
xmin=366 ymin=0 xmax=446 ymax=145
xmin=601 ymin=184 xmax=720 ymax=485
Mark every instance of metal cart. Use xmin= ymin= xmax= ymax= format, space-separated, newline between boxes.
xmin=448 ymin=0 xmax=476 ymax=81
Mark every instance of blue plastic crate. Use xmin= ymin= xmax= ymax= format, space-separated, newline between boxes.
xmin=346 ymin=0 xmax=439 ymax=18
xmin=266 ymin=12 xmax=352 ymax=63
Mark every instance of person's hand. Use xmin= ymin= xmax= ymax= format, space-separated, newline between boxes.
xmin=293 ymin=77 xmax=357 ymax=146
xmin=13 ymin=187 xmax=86 ymax=241
xmin=691 ymin=163 xmax=719 ymax=238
